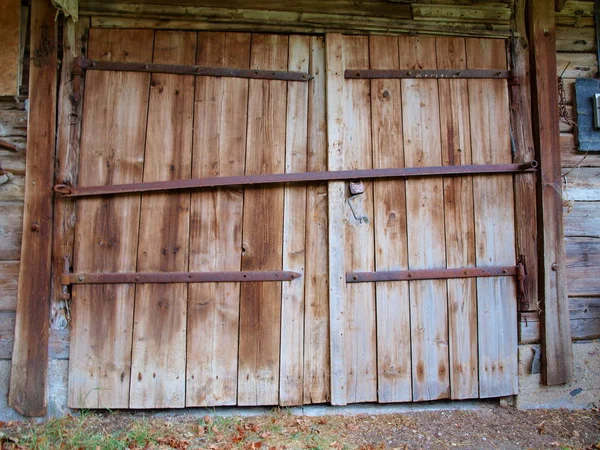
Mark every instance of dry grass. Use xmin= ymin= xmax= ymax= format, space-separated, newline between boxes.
xmin=0 ymin=406 xmax=598 ymax=449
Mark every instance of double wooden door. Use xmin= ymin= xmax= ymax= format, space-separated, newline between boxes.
xmin=67 ymin=29 xmax=518 ymax=409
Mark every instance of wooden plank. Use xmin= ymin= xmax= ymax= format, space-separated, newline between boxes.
xmin=0 ymin=313 xmax=69 ymax=360
xmin=68 ymin=28 xmax=153 ymax=409
xmin=556 ymin=52 xmax=598 ymax=78
xmin=530 ymin=0 xmax=575 ymax=386
xmin=303 ymin=35 xmax=329 ymax=405
xmin=369 ymin=35 xmax=411 ymax=403
xmin=0 ymin=261 xmax=19 ymax=311
xmin=186 ymin=32 xmax=249 ymax=407
xmin=556 ymin=26 xmax=596 ymax=52
xmin=9 ymin=0 xmax=57 ymax=417
xmin=0 ymin=202 xmax=23 ymax=260
xmin=279 ymin=35 xmax=309 ymax=406
xmin=237 ymin=33 xmax=288 ymax=406
xmin=411 ymin=4 xmax=511 ymax=24
xmin=564 ymin=201 xmax=600 ymax=237
xmin=556 ymin=1 xmax=594 ymax=27
xmin=0 ymin=0 xmax=20 ymax=95
xmin=563 ymin=168 xmax=600 ymax=201
xmin=89 ymin=15 xmax=511 ymax=39
xmin=511 ymin=0 xmax=539 ymax=312
xmin=129 ymin=31 xmax=196 ymax=409
xmin=51 ymin=17 xmax=90 ymax=334
xmin=561 ymin=133 xmax=600 ymax=168
xmin=436 ymin=37 xmax=478 ymax=400
xmin=566 ymin=237 xmax=600 ymax=297
xmin=340 ymin=35 xmax=377 ymax=404
xmin=466 ymin=38 xmax=518 ymax=397
xmin=400 ymin=36 xmax=449 ymax=402
xmin=325 ymin=33 xmax=347 ymax=406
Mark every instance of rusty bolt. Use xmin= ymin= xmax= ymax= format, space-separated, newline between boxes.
xmin=31 ymin=222 xmax=40 ymax=232
xmin=382 ymin=90 xmax=390 ymax=99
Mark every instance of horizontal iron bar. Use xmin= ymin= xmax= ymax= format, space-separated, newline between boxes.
xmin=55 ymin=162 xmax=537 ymax=198
xmin=63 ymin=270 xmax=301 ymax=285
xmin=77 ymin=57 xmax=313 ymax=81
xmin=347 ymin=264 xmax=524 ymax=283
xmin=345 ymin=68 xmax=511 ymax=79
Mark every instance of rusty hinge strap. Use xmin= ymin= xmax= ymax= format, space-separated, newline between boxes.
xmin=347 ymin=264 xmax=525 ymax=283
xmin=62 ymin=270 xmax=301 ymax=285
xmin=345 ymin=68 xmax=511 ymax=80
xmin=77 ymin=57 xmax=313 ymax=82
xmin=55 ymin=162 xmax=538 ymax=198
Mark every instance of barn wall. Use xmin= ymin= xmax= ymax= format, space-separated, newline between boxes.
xmin=0 ymin=0 xmax=598 ymax=416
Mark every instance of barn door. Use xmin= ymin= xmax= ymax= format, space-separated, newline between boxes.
xmin=326 ymin=35 xmax=519 ymax=405
xmin=67 ymin=29 xmax=329 ymax=409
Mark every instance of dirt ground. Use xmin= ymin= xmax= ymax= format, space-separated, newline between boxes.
xmin=0 ymin=404 xmax=598 ymax=449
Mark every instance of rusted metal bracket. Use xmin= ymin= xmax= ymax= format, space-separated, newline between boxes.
xmin=62 ymin=270 xmax=301 ymax=285
xmin=347 ymin=264 xmax=526 ymax=300
xmin=345 ymin=68 xmax=511 ymax=80
xmin=77 ymin=57 xmax=313 ymax=81
xmin=55 ymin=161 xmax=538 ymax=198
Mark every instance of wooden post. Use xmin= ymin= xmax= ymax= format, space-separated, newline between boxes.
xmin=511 ymin=0 xmax=538 ymax=313
xmin=9 ymin=0 xmax=58 ymax=416
xmin=528 ymin=0 xmax=574 ymax=385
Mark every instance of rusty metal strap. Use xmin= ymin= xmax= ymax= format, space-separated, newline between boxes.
xmin=55 ymin=162 xmax=537 ymax=198
xmin=347 ymin=264 xmax=525 ymax=283
xmin=345 ymin=68 xmax=511 ymax=79
xmin=77 ymin=57 xmax=313 ymax=81
xmin=62 ymin=270 xmax=301 ymax=285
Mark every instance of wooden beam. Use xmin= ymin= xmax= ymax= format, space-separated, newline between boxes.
xmin=511 ymin=0 xmax=538 ymax=312
xmin=9 ymin=0 xmax=58 ymax=417
xmin=528 ymin=0 xmax=574 ymax=385
xmin=0 ymin=0 xmax=21 ymax=96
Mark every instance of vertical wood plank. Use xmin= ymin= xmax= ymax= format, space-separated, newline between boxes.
xmin=325 ymin=33 xmax=347 ymax=406
xmin=341 ymin=35 xmax=377 ymax=404
xmin=51 ymin=17 xmax=89 ymax=333
xmin=303 ymin=35 xmax=330 ymax=405
xmin=399 ymin=36 xmax=450 ymax=402
xmin=466 ymin=38 xmax=518 ymax=397
xmin=435 ymin=37 xmax=478 ymax=400
xmin=0 ymin=0 xmax=20 ymax=96
xmin=369 ymin=35 xmax=411 ymax=403
xmin=280 ymin=35 xmax=309 ymax=406
xmin=529 ymin=0 xmax=574 ymax=385
xmin=187 ymin=32 xmax=250 ymax=406
xmin=68 ymin=29 xmax=153 ymax=409
xmin=238 ymin=33 xmax=288 ymax=406
xmin=9 ymin=0 xmax=57 ymax=417
xmin=511 ymin=0 xmax=538 ymax=312
xmin=129 ymin=31 xmax=196 ymax=409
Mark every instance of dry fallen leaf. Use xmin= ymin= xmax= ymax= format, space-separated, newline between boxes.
xmin=197 ymin=425 xmax=205 ymax=436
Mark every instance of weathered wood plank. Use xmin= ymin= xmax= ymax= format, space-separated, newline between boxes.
xmin=400 ymin=36 xmax=449 ymax=402
xmin=0 ymin=313 xmax=69 ymax=360
xmin=51 ymin=17 xmax=90 ymax=333
xmin=529 ymin=0 xmax=574 ymax=386
xmin=556 ymin=52 xmax=598 ymax=78
xmin=340 ymin=35 xmax=377 ymax=404
xmin=238 ymin=34 xmax=288 ymax=406
xmin=511 ymin=0 xmax=539 ymax=312
xmin=566 ymin=237 xmax=600 ymax=297
xmin=303 ymin=35 xmax=329 ymax=405
xmin=129 ymin=31 xmax=196 ymax=409
xmin=325 ymin=33 xmax=347 ymax=406
xmin=68 ymin=28 xmax=153 ymax=409
xmin=467 ymin=38 xmax=518 ymax=397
xmin=9 ymin=0 xmax=57 ymax=417
xmin=560 ymin=133 xmax=600 ymax=168
xmin=411 ymin=4 xmax=511 ymax=24
xmin=0 ymin=261 xmax=19 ymax=311
xmin=556 ymin=26 xmax=596 ymax=52
xmin=369 ymin=35 xmax=411 ymax=403
xmin=0 ymin=202 xmax=23 ymax=260
xmin=90 ymin=15 xmax=511 ymax=39
xmin=280 ymin=35 xmax=309 ymax=406
xmin=436 ymin=36 xmax=478 ymax=400
xmin=564 ymin=201 xmax=600 ymax=237
xmin=563 ymin=168 xmax=600 ymax=201
xmin=556 ymin=1 xmax=594 ymax=27
xmin=187 ymin=32 xmax=250 ymax=407
xmin=0 ymin=0 xmax=20 ymax=96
